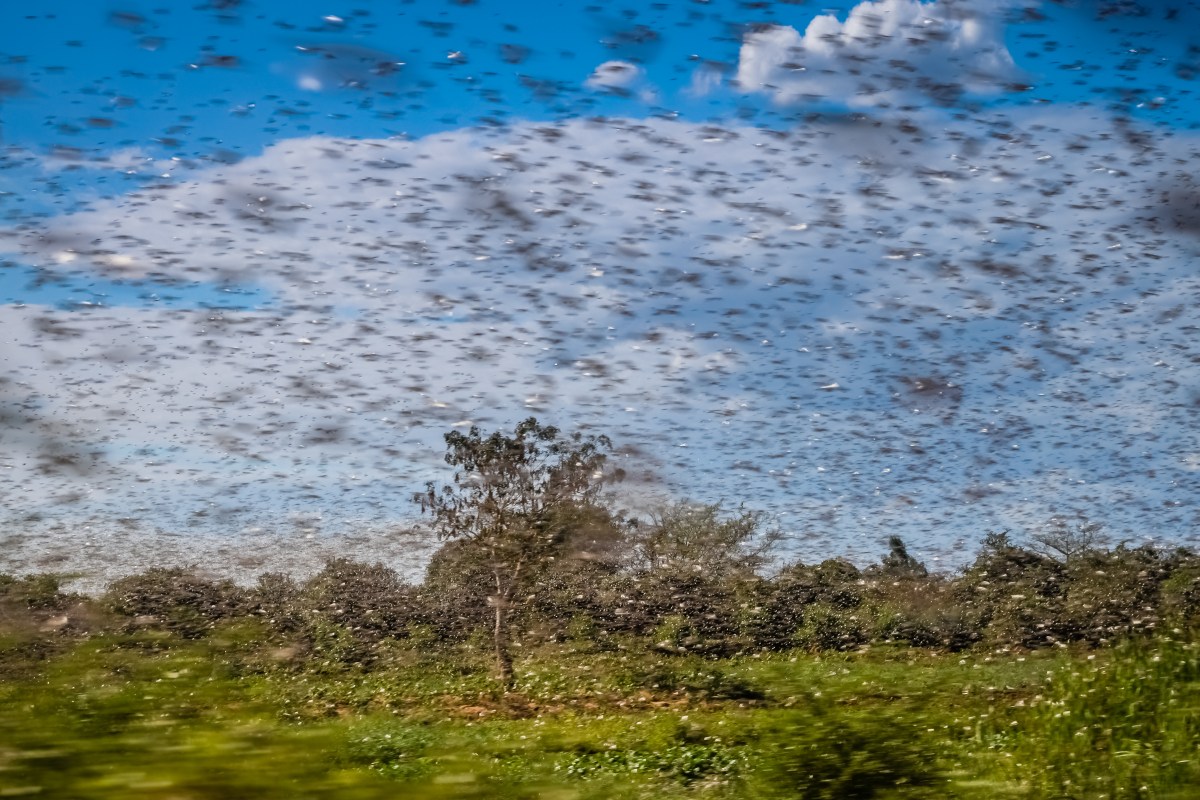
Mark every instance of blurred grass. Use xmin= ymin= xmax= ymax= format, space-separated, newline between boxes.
xmin=982 ymin=637 xmax=1200 ymax=798
xmin=1 ymin=619 xmax=1198 ymax=798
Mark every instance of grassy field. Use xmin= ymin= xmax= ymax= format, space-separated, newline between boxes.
xmin=2 ymin=614 xmax=1197 ymax=799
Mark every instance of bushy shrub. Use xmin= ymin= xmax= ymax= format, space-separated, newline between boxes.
xmin=298 ymin=559 xmax=421 ymax=664
xmin=0 ymin=573 xmax=93 ymax=675
xmin=248 ymin=571 xmax=305 ymax=633
xmin=1050 ymin=544 xmax=1171 ymax=644
xmin=1159 ymin=550 xmax=1200 ymax=625
xmin=871 ymin=576 xmax=981 ymax=650
xmin=302 ymin=559 xmax=415 ymax=635
xmin=754 ymin=560 xmax=866 ymax=651
xmin=793 ymin=602 xmax=869 ymax=652
xmin=0 ymin=573 xmax=78 ymax=612
xmin=419 ymin=538 xmax=494 ymax=640
xmin=617 ymin=572 xmax=749 ymax=655
xmin=955 ymin=533 xmax=1068 ymax=648
xmin=103 ymin=567 xmax=247 ymax=638
xmin=956 ymin=534 xmax=1198 ymax=648
xmin=518 ymin=552 xmax=627 ymax=646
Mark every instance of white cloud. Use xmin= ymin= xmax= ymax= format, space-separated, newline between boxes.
xmin=686 ymin=61 xmax=728 ymax=98
xmin=584 ymin=60 xmax=658 ymax=102
xmin=735 ymin=0 xmax=1019 ymax=107
xmin=585 ymin=60 xmax=642 ymax=90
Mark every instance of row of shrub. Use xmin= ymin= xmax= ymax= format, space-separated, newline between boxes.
xmin=4 ymin=521 xmax=1198 ymax=664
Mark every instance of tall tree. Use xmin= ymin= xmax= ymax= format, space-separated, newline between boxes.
xmin=417 ymin=417 xmax=621 ymax=688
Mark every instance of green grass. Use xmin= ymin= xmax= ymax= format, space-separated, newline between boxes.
xmin=1 ymin=622 xmax=1198 ymax=799
xmin=982 ymin=638 xmax=1200 ymax=798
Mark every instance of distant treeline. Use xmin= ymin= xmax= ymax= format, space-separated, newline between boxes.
xmin=4 ymin=507 xmax=1198 ymax=662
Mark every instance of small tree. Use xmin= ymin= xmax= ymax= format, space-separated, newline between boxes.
xmin=1031 ymin=517 xmax=1108 ymax=563
xmin=417 ymin=417 xmax=621 ymax=688
xmin=875 ymin=536 xmax=927 ymax=577
xmin=626 ymin=503 xmax=780 ymax=653
xmin=632 ymin=502 xmax=778 ymax=578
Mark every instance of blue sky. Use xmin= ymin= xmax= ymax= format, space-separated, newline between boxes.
xmin=2 ymin=0 xmax=1199 ymax=576
xmin=4 ymin=2 xmax=1198 ymax=168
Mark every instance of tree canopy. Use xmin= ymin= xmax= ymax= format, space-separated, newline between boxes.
xmin=416 ymin=417 xmax=623 ymax=687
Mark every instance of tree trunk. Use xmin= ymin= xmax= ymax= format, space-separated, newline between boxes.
xmin=493 ymin=601 xmax=515 ymax=690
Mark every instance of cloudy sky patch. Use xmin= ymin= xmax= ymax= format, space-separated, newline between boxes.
xmin=2 ymin=0 xmax=1199 ymax=576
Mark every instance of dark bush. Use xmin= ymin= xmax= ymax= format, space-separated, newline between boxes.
xmin=751 ymin=559 xmax=865 ymax=651
xmin=248 ymin=571 xmax=306 ymax=634
xmin=792 ymin=602 xmax=870 ymax=652
xmin=955 ymin=533 xmax=1196 ymax=649
xmin=104 ymin=567 xmax=247 ymax=638
xmin=1159 ymin=549 xmax=1200 ymax=625
xmin=872 ymin=576 xmax=981 ymax=651
xmin=1051 ymin=544 xmax=1174 ymax=644
xmin=419 ymin=538 xmax=493 ymax=640
xmin=25 ymin=524 xmax=1200 ymax=660
xmin=302 ymin=561 xmax=424 ymax=647
xmin=0 ymin=573 xmax=79 ymax=612
xmin=515 ymin=503 xmax=632 ymax=644
xmin=519 ymin=561 xmax=625 ymax=645
xmin=0 ymin=574 xmax=93 ymax=675
xmin=616 ymin=572 xmax=752 ymax=655
xmin=954 ymin=532 xmax=1068 ymax=648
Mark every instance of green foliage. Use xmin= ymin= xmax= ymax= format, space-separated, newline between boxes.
xmin=632 ymin=502 xmax=777 ymax=578
xmin=337 ymin=718 xmax=436 ymax=780
xmin=0 ymin=572 xmax=79 ymax=610
xmin=988 ymin=636 xmax=1200 ymax=798
xmin=793 ymin=602 xmax=869 ymax=652
xmin=751 ymin=700 xmax=943 ymax=799
xmin=557 ymin=741 xmax=741 ymax=784
xmin=0 ymin=632 xmax=396 ymax=799
xmin=416 ymin=417 xmax=624 ymax=687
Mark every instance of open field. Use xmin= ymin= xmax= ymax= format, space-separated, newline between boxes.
xmin=2 ymin=567 xmax=1198 ymax=799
